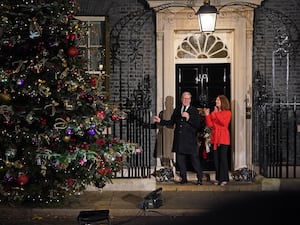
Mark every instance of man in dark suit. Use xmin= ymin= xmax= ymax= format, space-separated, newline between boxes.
xmin=153 ymin=92 xmax=203 ymax=185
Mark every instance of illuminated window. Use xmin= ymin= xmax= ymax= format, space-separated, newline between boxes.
xmin=76 ymin=16 xmax=107 ymax=73
xmin=176 ymin=33 xmax=228 ymax=59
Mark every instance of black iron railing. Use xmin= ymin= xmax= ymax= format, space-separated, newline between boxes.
xmin=111 ymin=109 xmax=154 ymax=178
xmin=254 ymin=101 xmax=300 ymax=178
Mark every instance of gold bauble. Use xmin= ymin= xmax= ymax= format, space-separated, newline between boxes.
xmin=14 ymin=160 xmax=24 ymax=169
xmin=5 ymin=160 xmax=13 ymax=167
xmin=0 ymin=92 xmax=11 ymax=103
xmin=63 ymin=136 xmax=71 ymax=142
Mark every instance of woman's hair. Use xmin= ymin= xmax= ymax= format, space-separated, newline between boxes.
xmin=218 ymin=95 xmax=230 ymax=110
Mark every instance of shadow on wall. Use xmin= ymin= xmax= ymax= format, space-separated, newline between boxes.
xmin=154 ymin=96 xmax=175 ymax=162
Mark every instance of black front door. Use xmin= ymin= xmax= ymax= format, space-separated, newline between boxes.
xmin=176 ymin=64 xmax=230 ymax=108
xmin=176 ymin=63 xmax=231 ymax=171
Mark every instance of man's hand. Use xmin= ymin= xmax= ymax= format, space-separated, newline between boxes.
xmin=153 ymin=115 xmax=161 ymax=123
xmin=181 ymin=112 xmax=189 ymax=121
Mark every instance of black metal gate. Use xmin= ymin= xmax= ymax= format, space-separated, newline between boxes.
xmin=253 ymin=67 xmax=300 ymax=178
xmin=112 ymin=108 xmax=154 ymax=178
xmin=254 ymin=101 xmax=300 ymax=178
xmin=252 ymin=5 xmax=300 ymax=178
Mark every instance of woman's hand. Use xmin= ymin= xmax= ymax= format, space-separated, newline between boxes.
xmin=204 ymin=108 xmax=210 ymax=116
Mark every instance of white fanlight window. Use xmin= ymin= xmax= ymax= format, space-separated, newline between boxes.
xmin=176 ymin=33 xmax=229 ymax=59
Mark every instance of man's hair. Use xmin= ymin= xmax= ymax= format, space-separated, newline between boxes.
xmin=181 ymin=91 xmax=192 ymax=98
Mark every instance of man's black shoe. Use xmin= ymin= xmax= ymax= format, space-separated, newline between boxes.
xmin=180 ymin=179 xmax=188 ymax=184
xmin=196 ymin=180 xmax=202 ymax=185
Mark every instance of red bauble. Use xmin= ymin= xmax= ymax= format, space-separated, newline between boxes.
xmin=96 ymin=110 xmax=106 ymax=119
xmin=67 ymin=177 xmax=74 ymax=187
xmin=111 ymin=114 xmax=119 ymax=121
xmin=97 ymin=167 xmax=112 ymax=176
xmin=116 ymin=156 xmax=123 ymax=162
xmin=67 ymin=46 xmax=78 ymax=57
xmin=17 ymin=175 xmax=29 ymax=186
xmin=97 ymin=168 xmax=106 ymax=176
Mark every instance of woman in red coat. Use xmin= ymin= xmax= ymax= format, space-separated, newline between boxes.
xmin=204 ymin=95 xmax=231 ymax=186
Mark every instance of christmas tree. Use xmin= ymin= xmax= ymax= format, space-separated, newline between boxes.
xmin=0 ymin=0 xmax=140 ymax=204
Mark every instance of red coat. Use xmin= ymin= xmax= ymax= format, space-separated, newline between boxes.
xmin=205 ymin=110 xmax=231 ymax=150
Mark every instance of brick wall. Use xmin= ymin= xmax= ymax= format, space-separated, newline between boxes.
xmin=253 ymin=0 xmax=300 ymax=102
xmin=77 ymin=0 xmax=158 ymax=169
xmin=78 ymin=0 xmax=156 ymax=108
xmin=253 ymin=0 xmax=300 ymax=175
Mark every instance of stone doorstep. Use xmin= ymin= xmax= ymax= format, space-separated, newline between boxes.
xmin=86 ymin=171 xmax=261 ymax=192
xmin=83 ymin=171 xmax=300 ymax=192
xmin=87 ymin=171 xmax=215 ymax=192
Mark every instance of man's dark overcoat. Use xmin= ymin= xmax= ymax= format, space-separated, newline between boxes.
xmin=159 ymin=105 xmax=202 ymax=154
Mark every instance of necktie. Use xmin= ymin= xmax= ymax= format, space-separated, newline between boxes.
xmin=182 ymin=106 xmax=186 ymax=113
